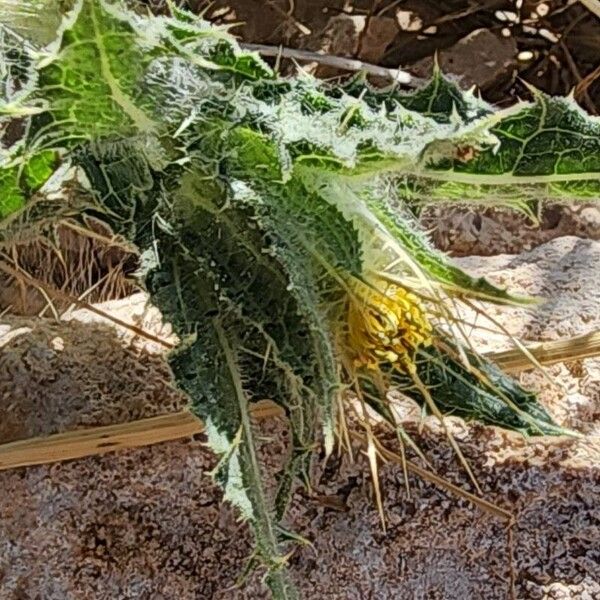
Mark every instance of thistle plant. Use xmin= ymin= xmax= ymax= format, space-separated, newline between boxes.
xmin=1 ymin=1 xmax=599 ymax=596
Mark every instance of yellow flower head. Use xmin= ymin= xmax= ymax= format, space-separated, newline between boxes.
xmin=347 ymin=280 xmax=432 ymax=371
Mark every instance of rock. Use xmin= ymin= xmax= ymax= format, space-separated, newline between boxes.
xmin=317 ymin=14 xmax=398 ymax=77
xmin=321 ymin=14 xmax=362 ymax=57
xmin=578 ymin=206 xmax=600 ymax=231
xmin=423 ymin=203 xmax=600 ymax=257
xmin=454 ymin=236 xmax=600 ymax=342
xmin=358 ymin=16 xmax=398 ymax=64
xmin=0 ymin=314 xmax=185 ymax=443
xmin=453 ymin=236 xmax=600 ymax=432
xmin=412 ymin=28 xmax=517 ymax=90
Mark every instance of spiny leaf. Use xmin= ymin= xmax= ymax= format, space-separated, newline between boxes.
xmin=139 ymin=179 xmax=300 ymax=596
xmin=171 ymin=316 xmax=296 ymax=599
xmin=392 ymin=344 xmax=573 ymax=437
xmin=346 ymin=68 xmax=492 ymax=125
xmin=354 ymin=182 xmax=535 ymax=305
xmin=444 ymin=92 xmax=600 ymax=178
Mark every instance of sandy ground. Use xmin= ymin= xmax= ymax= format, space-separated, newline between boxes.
xmin=0 ymin=230 xmax=599 ymax=599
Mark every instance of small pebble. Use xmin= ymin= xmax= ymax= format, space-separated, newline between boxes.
xmin=396 ymin=10 xmax=423 ymax=32
xmin=536 ymin=3 xmax=550 ymax=17
xmin=518 ymin=50 xmax=535 ymax=61
xmin=495 ymin=10 xmax=519 ymax=23
xmin=538 ymin=28 xmax=560 ymax=42
xmin=50 ymin=337 xmax=64 ymax=351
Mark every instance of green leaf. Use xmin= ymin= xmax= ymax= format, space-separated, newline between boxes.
xmin=0 ymin=149 xmax=57 ymax=218
xmin=32 ymin=0 xmax=155 ymax=145
xmin=391 ymin=343 xmax=573 ymax=436
xmin=413 ymin=91 xmax=600 ymax=204
xmin=208 ymin=39 xmax=273 ymax=82
xmin=355 ymin=182 xmax=535 ymax=304
xmin=345 ymin=68 xmax=493 ymax=125
xmin=0 ymin=164 xmax=24 ymax=217
xmin=448 ymin=92 xmax=600 ymax=177
xmin=298 ymin=169 xmax=530 ymax=306
xmin=141 ymin=185 xmax=298 ymax=596
xmin=169 ymin=317 xmax=297 ymax=598
xmin=132 ymin=160 xmax=357 ymax=595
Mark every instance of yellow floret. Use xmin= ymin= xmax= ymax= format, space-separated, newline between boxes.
xmin=347 ymin=280 xmax=432 ymax=371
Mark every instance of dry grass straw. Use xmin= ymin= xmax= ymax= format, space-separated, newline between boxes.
xmin=0 ymin=218 xmax=136 ymax=316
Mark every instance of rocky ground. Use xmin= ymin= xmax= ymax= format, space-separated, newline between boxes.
xmin=1 ymin=224 xmax=599 ymax=599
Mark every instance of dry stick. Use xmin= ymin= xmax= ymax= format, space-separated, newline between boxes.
xmin=486 ymin=329 xmax=600 ymax=372
xmin=0 ymin=405 xmax=516 ymax=592
xmin=3 ymin=334 xmax=599 ymax=512
xmin=431 ymin=0 xmax=500 ymax=25
xmin=240 ymin=42 xmax=417 ymax=85
xmin=0 ymin=412 xmax=200 ymax=470
xmin=264 ymin=0 xmax=311 ymax=36
xmin=0 ymin=406 xmax=513 ymax=522
xmin=2 ymin=273 xmax=600 ymax=519
xmin=574 ymin=64 xmax=600 ymax=102
xmin=358 ymin=431 xmax=513 ymax=522
xmin=560 ymin=40 xmax=597 ymax=114
xmin=0 ymin=402 xmax=282 ymax=472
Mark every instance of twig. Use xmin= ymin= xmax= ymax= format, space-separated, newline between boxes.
xmin=0 ymin=405 xmax=513 ymax=522
xmin=6 ymin=327 xmax=599 ymax=514
xmin=574 ymin=64 xmax=600 ymax=103
xmin=432 ymin=0 xmax=501 ymax=25
xmin=0 ymin=411 xmax=200 ymax=471
xmin=486 ymin=329 xmax=600 ymax=372
xmin=265 ymin=0 xmax=311 ymax=36
xmin=370 ymin=435 xmax=513 ymax=522
xmin=240 ymin=42 xmax=418 ymax=86
xmin=0 ymin=402 xmax=283 ymax=472
xmin=560 ymin=40 xmax=597 ymax=114
xmin=1 ymin=331 xmax=597 ymax=472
